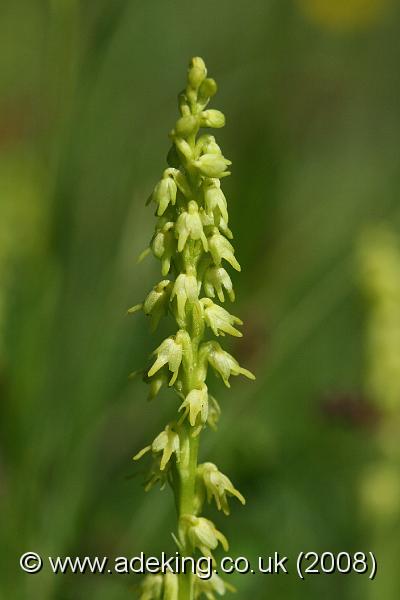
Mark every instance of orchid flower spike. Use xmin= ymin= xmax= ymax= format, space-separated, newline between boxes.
xmin=130 ymin=57 xmax=255 ymax=600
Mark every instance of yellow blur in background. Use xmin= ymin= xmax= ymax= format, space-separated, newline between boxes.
xmin=297 ymin=0 xmax=392 ymax=30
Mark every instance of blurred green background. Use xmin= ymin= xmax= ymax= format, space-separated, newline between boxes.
xmin=1 ymin=1 xmax=400 ymax=598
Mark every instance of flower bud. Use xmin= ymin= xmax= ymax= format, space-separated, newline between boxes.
xmin=193 ymin=154 xmax=231 ymax=178
xmin=174 ymin=137 xmax=193 ymax=160
xmin=187 ymin=57 xmax=207 ymax=89
xmin=195 ymin=135 xmax=222 ymax=157
xmin=178 ymin=91 xmax=190 ymax=116
xmin=199 ymin=109 xmax=225 ymax=129
xmin=198 ymin=78 xmax=218 ymax=101
xmin=174 ymin=115 xmax=198 ymax=137
xmin=205 ymin=139 xmax=222 ymax=156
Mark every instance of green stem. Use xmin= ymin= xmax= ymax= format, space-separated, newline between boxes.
xmin=176 ymin=425 xmax=199 ymax=600
xmin=174 ymin=95 xmax=204 ymax=600
xmin=175 ymin=314 xmax=201 ymax=600
xmin=176 ymin=261 xmax=201 ymax=599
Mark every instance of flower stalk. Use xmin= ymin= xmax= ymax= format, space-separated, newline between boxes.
xmin=132 ymin=57 xmax=255 ymax=600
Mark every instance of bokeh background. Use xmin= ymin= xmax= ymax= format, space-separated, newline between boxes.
xmin=1 ymin=1 xmax=400 ymax=598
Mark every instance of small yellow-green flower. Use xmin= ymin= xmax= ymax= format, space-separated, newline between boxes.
xmin=193 ymin=154 xmax=231 ymax=178
xmin=129 ymin=280 xmax=172 ymax=331
xmin=197 ymin=462 xmax=245 ymax=515
xmin=138 ymin=572 xmax=179 ymax=600
xmin=144 ymin=368 xmax=169 ymax=401
xmin=171 ymin=273 xmax=199 ymax=320
xmin=180 ymin=515 xmax=228 ymax=556
xmin=200 ymin=298 xmax=242 ymax=337
xmin=203 ymin=266 xmax=235 ymax=303
xmin=138 ymin=574 xmax=163 ymax=600
xmin=176 ymin=201 xmax=208 ymax=252
xmin=163 ymin=572 xmax=179 ymax=600
xmin=152 ymin=171 xmax=177 ymax=216
xmin=134 ymin=423 xmax=180 ymax=471
xmin=207 ymin=396 xmax=221 ymax=431
xmin=151 ymin=220 xmax=176 ymax=277
xmin=148 ymin=330 xmax=191 ymax=385
xmin=208 ymin=229 xmax=241 ymax=271
xmin=194 ymin=572 xmax=235 ymax=600
xmin=203 ymin=178 xmax=228 ymax=224
xmin=179 ymin=384 xmax=209 ymax=433
xmin=201 ymin=341 xmax=255 ymax=387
